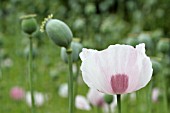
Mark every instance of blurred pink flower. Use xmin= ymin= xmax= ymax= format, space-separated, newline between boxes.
xmin=10 ymin=86 xmax=25 ymax=100
xmin=152 ymin=88 xmax=160 ymax=102
xmin=80 ymin=43 xmax=153 ymax=94
xmin=75 ymin=95 xmax=91 ymax=111
xmin=87 ymin=88 xmax=104 ymax=107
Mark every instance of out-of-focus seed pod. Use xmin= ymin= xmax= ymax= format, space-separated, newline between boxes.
xmin=45 ymin=19 xmax=73 ymax=48
xmin=151 ymin=29 xmax=163 ymax=42
xmin=157 ymin=38 xmax=170 ymax=54
xmin=85 ymin=3 xmax=96 ymax=15
xmin=104 ymin=94 xmax=113 ymax=104
xmin=61 ymin=41 xmax=83 ymax=63
xmin=126 ymin=37 xmax=138 ymax=47
xmin=21 ymin=14 xmax=37 ymax=35
xmin=151 ymin=58 xmax=162 ymax=75
xmin=137 ymin=33 xmax=153 ymax=49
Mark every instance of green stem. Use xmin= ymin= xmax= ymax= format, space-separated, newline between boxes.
xmin=73 ymin=62 xmax=80 ymax=112
xmin=162 ymin=73 xmax=168 ymax=113
xmin=162 ymin=55 xmax=168 ymax=113
xmin=118 ymin=0 xmax=124 ymax=18
xmin=96 ymin=106 xmax=101 ymax=113
xmin=117 ymin=94 xmax=121 ymax=113
xmin=108 ymin=104 xmax=112 ymax=113
xmin=136 ymin=91 xmax=140 ymax=113
xmin=148 ymin=81 xmax=152 ymax=113
xmin=29 ymin=36 xmax=35 ymax=113
xmin=67 ymin=50 xmax=74 ymax=113
xmin=0 ymin=59 xmax=2 ymax=79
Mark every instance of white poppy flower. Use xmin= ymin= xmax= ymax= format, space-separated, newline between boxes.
xmin=58 ymin=83 xmax=68 ymax=98
xmin=80 ymin=43 xmax=153 ymax=94
xmin=75 ymin=95 xmax=91 ymax=110
xmin=25 ymin=91 xmax=47 ymax=107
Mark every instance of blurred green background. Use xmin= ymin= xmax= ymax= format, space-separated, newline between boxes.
xmin=0 ymin=0 xmax=169 ymax=113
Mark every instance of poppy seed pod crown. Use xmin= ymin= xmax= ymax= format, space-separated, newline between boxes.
xmin=44 ymin=16 xmax=73 ymax=48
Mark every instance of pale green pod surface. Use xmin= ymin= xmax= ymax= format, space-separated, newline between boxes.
xmin=61 ymin=42 xmax=83 ymax=63
xmin=60 ymin=47 xmax=68 ymax=63
xmin=157 ymin=38 xmax=170 ymax=53
xmin=21 ymin=18 xmax=37 ymax=35
xmin=46 ymin=19 xmax=73 ymax=48
xmin=71 ymin=42 xmax=83 ymax=62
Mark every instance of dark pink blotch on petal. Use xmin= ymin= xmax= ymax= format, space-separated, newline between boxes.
xmin=111 ymin=74 xmax=128 ymax=94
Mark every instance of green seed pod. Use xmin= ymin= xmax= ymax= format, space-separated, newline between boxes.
xmin=151 ymin=30 xmax=163 ymax=42
xmin=104 ymin=94 xmax=113 ymax=104
xmin=85 ymin=3 xmax=96 ymax=15
xmin=21 ymin=14 xmax=37 ymax=35
xmin=126 ymin=37 xmax=138 ymax=47
xmin=61 ymin=41 xmax=83 ymax=63
xmin=157 ymin=38 xmax=170 ymax=54
xmin=151 ymin=58 xmax=162 ymax=75
xmin=137 ymin=33 xmax=153 ymax=49
xmin=45 ymin=19 xmax=73 ymax=48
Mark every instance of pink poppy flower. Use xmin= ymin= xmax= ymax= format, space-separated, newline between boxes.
xmin=80 ymin=43 xmax=153 ymax=94
xmin=87 ymin=88 xmax=104 ymax=107
xmin=10 ymin=86 xmax=25 ymax=100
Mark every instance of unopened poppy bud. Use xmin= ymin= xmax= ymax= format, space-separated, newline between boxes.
xmin=21 ymin=14 xmax=37 ymax=35
xmin=44 ymin=16 xmax=72 ymax=48
xmin=151 ymin=58 xmax=162 ymax=75
xmin=157 ymin=38 xmax=170 ymax=53
xmin=104 ymin=94 xmax=113 ymax=104
xmin=61 ymin=41 xmax=83 ymax=63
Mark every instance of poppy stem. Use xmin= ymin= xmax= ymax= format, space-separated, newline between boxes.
xmin=162 ymin=73 xmax=168 ymax=113
xmin=108 ymin=104 xmax=112 ymax=113
xmin=73 ymin=61 xmax=80 ymax=112
xmin=117 ymin=94 xmax=121 ymax=113
xmin=29 ymin=36 xmax=35 ymax=113
xmin=148 ymin=80 xmax=153 ymax=113
xmin=0 ymin=57 xmax=2 ymax=80
xmin=97 ymin=106 xmax=101 ymax=113
xmin=67 ymin=49 xmax=74 ymax=113
xmin=162 ymin=55 xmax=168 ymax=113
